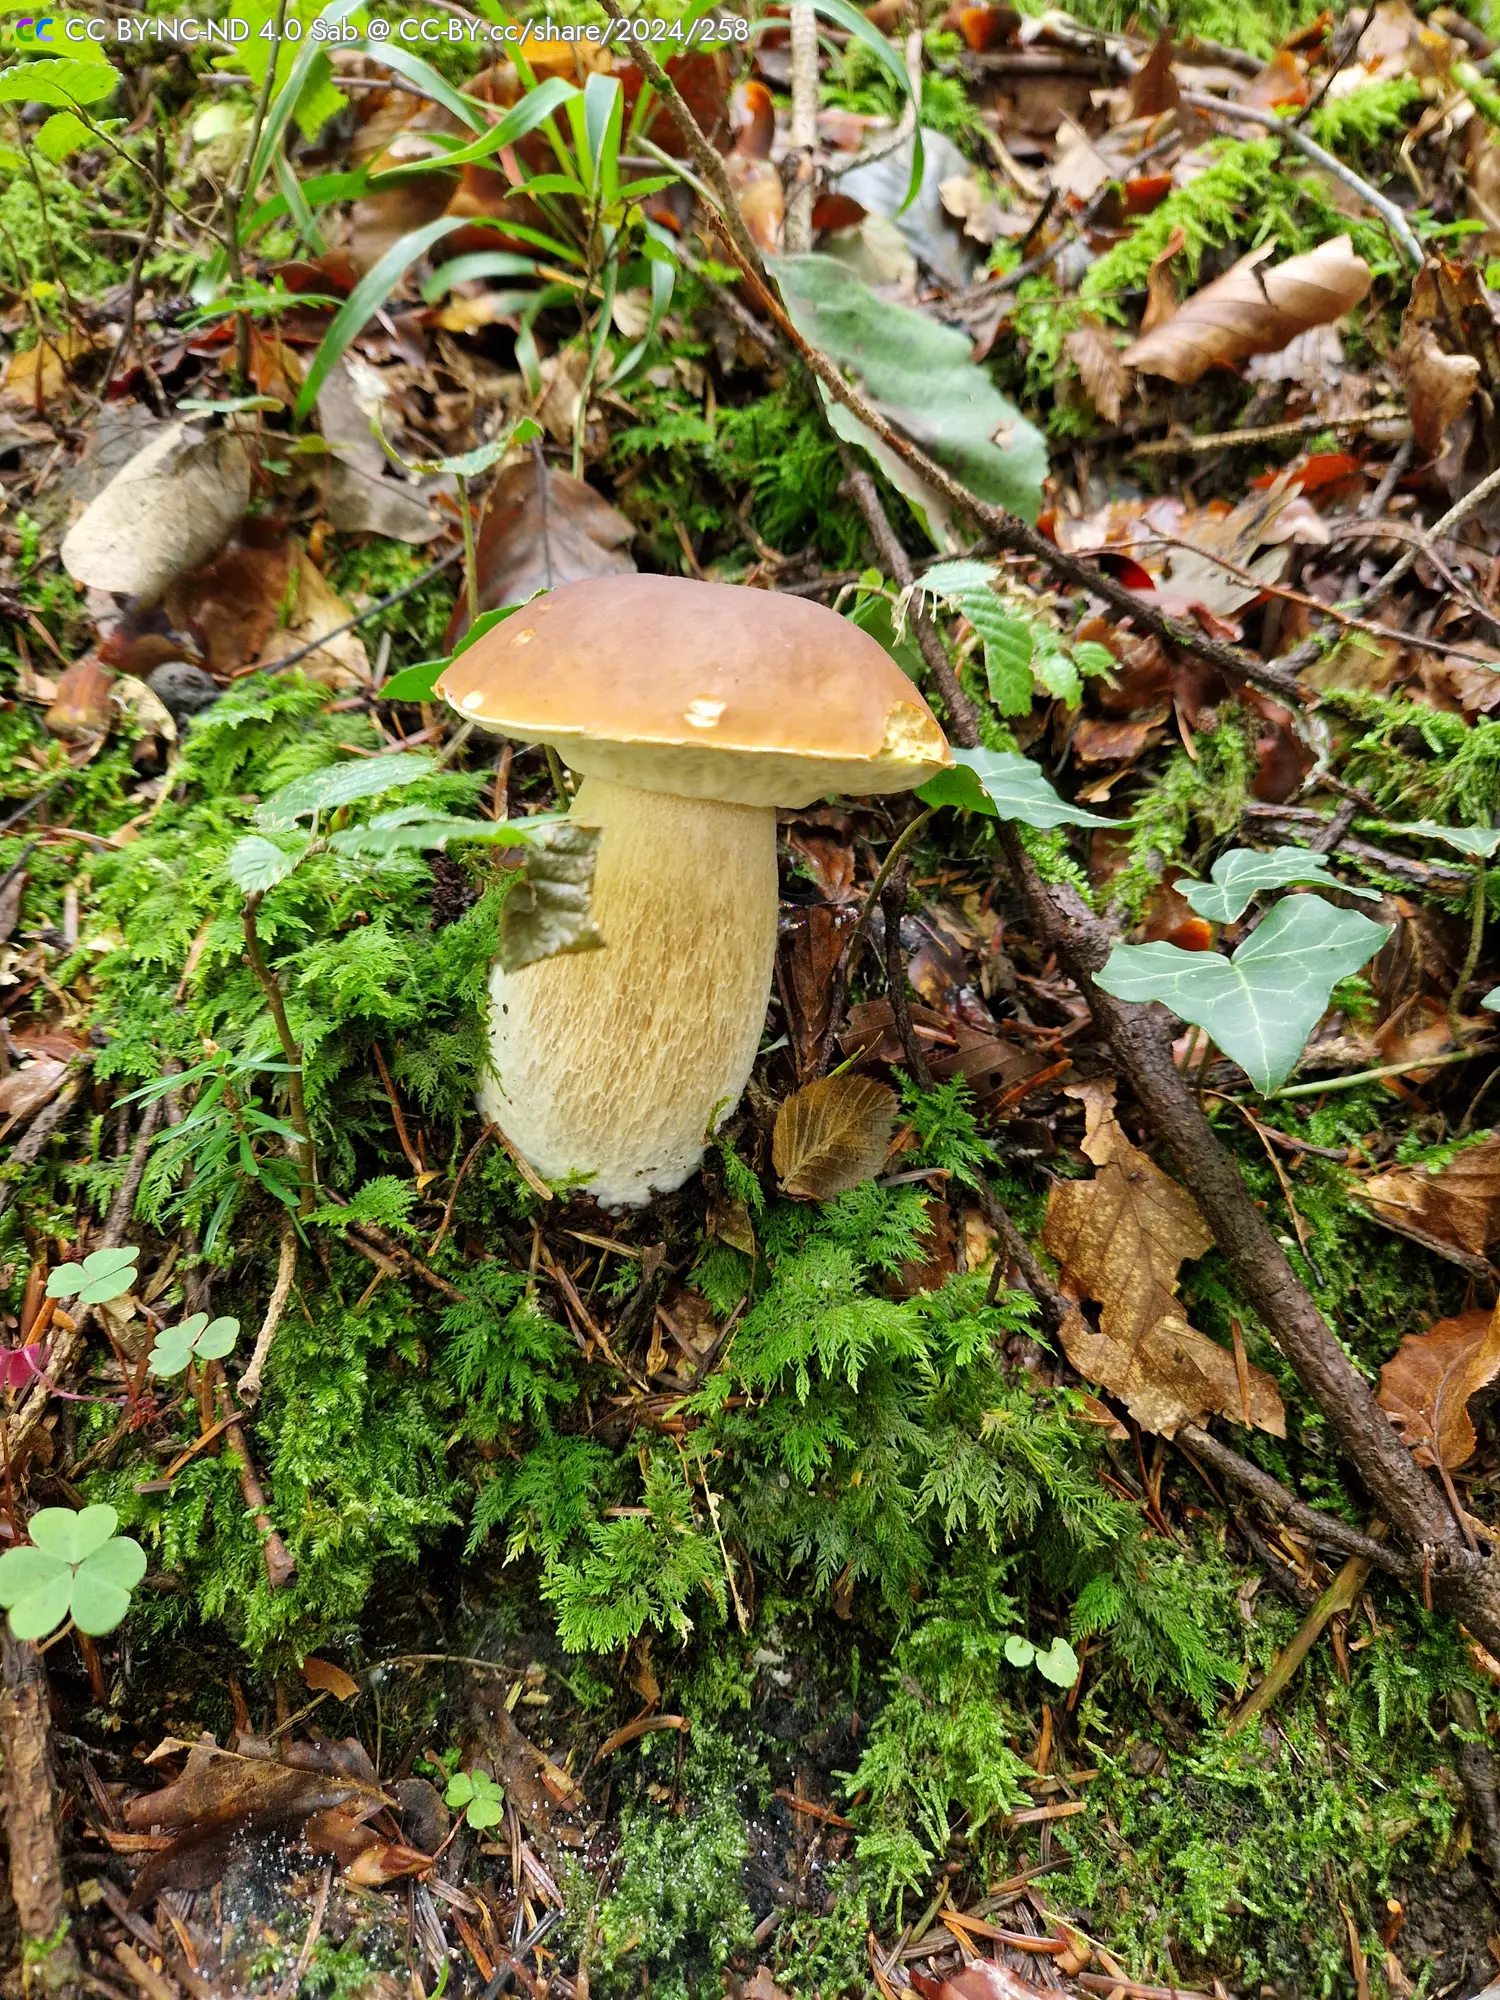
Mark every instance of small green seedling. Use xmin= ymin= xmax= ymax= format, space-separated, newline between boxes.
xmin=445 ymin=1767 xmax=505 ymax=1829
xmin=0 ymin=1504 xmax=146 ymax=1642
xmin=1003 ymin=1632 xmax=1080 ymax=1689
xmin=149 ymin=1314 xmax=241 ymax=1377
xmin=46 ymin=1247 xmax=139 ymax=1307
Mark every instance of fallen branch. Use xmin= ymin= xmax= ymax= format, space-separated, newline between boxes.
xmin=0 ymin=1628 xmax=84 ymax=1996
xmin=1227 ymin=1541 xmax=1379 ymax=1731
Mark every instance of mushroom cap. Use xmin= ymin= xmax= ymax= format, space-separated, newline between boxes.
xmin=435 ymin=574 xmax=953 ymax=809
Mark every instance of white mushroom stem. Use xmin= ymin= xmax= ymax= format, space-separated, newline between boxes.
xmin=482 ymin=774 xmax=779 ymax=1208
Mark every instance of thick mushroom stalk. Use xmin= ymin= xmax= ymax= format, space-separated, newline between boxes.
xmin=436 ymin=573 xmax=952 ymax=1209
xmin=483 ymin=776 xmax=777 ymax=1208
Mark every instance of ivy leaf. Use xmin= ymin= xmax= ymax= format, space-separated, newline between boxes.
xmin=46 ymin=1245 xmax=139 ymax=1306
xmin=256 ymin=752 xmax=436 ymax=830
xmin=1182 ymin=847 xmax=1381 ymax=924
xmin=1397 ymin=820 xmax=1500 ymax=860
xmin=1095 ymin=894 xmax=1392 ymax=1094
xmin=228 ymin=834 xmax=306 ymax=894
xmin=772 ymin=1075 xmax=897 ymax=1201
xmin=497 ymin=823 xmax=604 ymax=973
xmin=918 ymin=748 xmax=1117 ymax=831
xmin=0 ymin=1504 xmax=146 ymax=1641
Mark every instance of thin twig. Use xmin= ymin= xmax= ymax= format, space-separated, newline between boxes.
xmin=238 ymin=1222 xmax=298 ymax=1406
xmin=1179 ymin=92 xmax=1424 ymax=268
xmin=99 ymin=120 xmax=167 ymax=399
xmin=428 ymin=1123 xmax=497 ymax=1259
xmin=242 ymin=893 xmax=315 ymax=1206
xmin=1362 ymin=463 xmax=1500 ymax=609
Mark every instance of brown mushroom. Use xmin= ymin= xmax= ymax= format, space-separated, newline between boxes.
xmin=437 ymin=573 xmax=952 ymax=1207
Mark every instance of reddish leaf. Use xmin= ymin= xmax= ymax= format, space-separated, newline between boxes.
xmin=452 ymin=459 xmax=636 ymax=646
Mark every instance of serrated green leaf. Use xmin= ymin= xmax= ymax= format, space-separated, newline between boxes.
xmin=1096 ymin=894 xmax=1392 ymax=1094
xmin=1397 ymin=820 xmax=1500 ymax=859
xmin=229 ymin=834 xmax=305 ymax=894
xmin=918 ymin=748 xmax=1117 ymax=830
xmin=1182 ymin=847 xmax=1381 ymax=924
xmin=1033 ymin=640 xmax=1082 ymax=708
xmin=34 ymin=111 xmax=90 ymax=161
xmin=769 ymin=256 xmax=1048 ymax=528
xmin=498 ymin=823 xmax=604 ymax=973
xmin=257 ymin=752 xmax=436 ymax=830
xmin=0 ymin=57 xmax=120 ymax=107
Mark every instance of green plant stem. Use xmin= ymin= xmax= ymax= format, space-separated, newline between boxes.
xmin=457 ymin=472 xmax=479 ymax=630
xmin=1452 ymin=862 xmax=1488 ymax=1045
xmin=841 ymin=808 xmax=935 ymax=971
xmin=229 ymin=0 xmax=291 ymax=385
xmin=1267 ymin=1047 xmax=1488 ymax=1100
xmin=242 ymin=893 xmax=316 ymax=1209
xmin=1226 ymin=1538 xmax=1379 ymax=1733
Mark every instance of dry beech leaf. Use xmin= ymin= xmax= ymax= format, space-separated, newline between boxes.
xmin=1398 ymin=261 xmax=1481 ymax=466
xmin=1361 ymin=1135 xmax=1500 ymax=1257
xmin=1140 ymin=223 xmax=1186 ymax=336
xmin=257 ymin=550 xmax=370 ymax=689
xmin=1066 ymin=320 xmax=1130 ymax=425
xmin=772 ymin=1074 xmax=897 ymax=1201
xmin=303 ymin=1656 xmax=361 ymax=1701
xmin=123 ymin=1740 xmax=387 ymax=1907
xmin=912 ymin=1962 xmax=1048 ymax=2000
xmin=1042 ymin=1080 xmax=1285 ymax=1437
xmin=1378 ymin=1307 xmax=1500 ymax=1468
xmin=0 ymin=329 xmax=95 ymax=410
xmin=44 ymin=655 xmax=115 ymax=741
xmin=453 ymin=458 xmax=636 ymax=645
xmin=1128 ymin=31 xmax=1180 ymax=119
xmin=1123 ymin=235 xmax=1373 ymax=386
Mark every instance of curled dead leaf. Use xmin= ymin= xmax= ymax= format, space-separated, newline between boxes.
xmin=1042 ymin=1081 xmax=1285 ymax=1437
xmin=1398 ymin=260 xmax=1482 ymax=472
xmin=61 ymin=421 xmax=253 ymax=605
xmin=1066 ymin=320 xmax=1130 ymax=426
xmin=772 ymin=1074 xmax=898 ymax=1201
xmin=452 ymin=457 xmax=636 ymax=645
xmin=1361 ymin=1135 xmax=1500 ymax=1258
xmin=1378 ymin=1307 xmax=1500 ymax=1468
xmin=1123 ymin=235 xmax=1373 ymax=386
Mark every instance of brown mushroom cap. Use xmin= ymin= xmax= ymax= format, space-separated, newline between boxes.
xmin=435 ymin=574 xmax=953 ymax=809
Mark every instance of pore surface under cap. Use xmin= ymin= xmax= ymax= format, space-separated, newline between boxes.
xmin=435 ymin=573 xmax=952 ymax=809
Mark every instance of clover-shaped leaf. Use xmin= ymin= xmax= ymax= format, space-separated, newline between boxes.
xmin=46 ymin=1246 xmax=139 ymax=1306
xmin=1182 ymin=848 xmax=1380 ymax=925
xmin=0 ymin=1504 xmax=146 ymax=1641
xmin=444 ymin=1767 xmax=505 ymax=1829
xmin=1002 ymin=1632 xmax=1079 ymax=1689
xmin=149 ymin=1314 xmax=241 ymax=1377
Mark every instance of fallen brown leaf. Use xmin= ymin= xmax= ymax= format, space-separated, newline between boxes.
xmin=303 ymin=1657 xmax=361 ymax=1702
xmin=1123 ymin=235 xmax=1373 ymax=386
xmin=773 ymin=1074 xmax=897 ymax=1201
xmin=1066 ymin=320 xmax=1130 ymax=425
xmin=43 ymin=655 xmax=115 ymax=741
xmin=453 ymin=457 xmax=636 ymax=644
xmin=0 ymin=330 xmax=95 ymax=411
xmin=779 ymin=903 xmax=859 ymax=1080
xmin=123 ymin=1740 xmax=387 ymax=1907
xmin=0 ymin=1057 xmax=69 ymax=1135
xmin=912 ymin=1961 xmax=1048 ymax=2000
xmin=60 ymin=420 xmax=253 ymax=606
xmin=1128 ymin=32 xmax=1180 ymax=118
xmin=1140 ymin=224 xmax=1187 ymax=336
xmin=1361 ymin=1135 xmax=1500 ymax=1258
xmin=164 ymin=519 xmax=293 ymax=675
xmin=1378 ymin=1306 xmax=1500 ymax=1468
xmin=257 ymin=549 xmax=370 ymax=688
xmin=1042 ymin=1081 xmax=1285 ymax=1437
xmin=1398 ymin=260 xmax=1482 ymax=473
